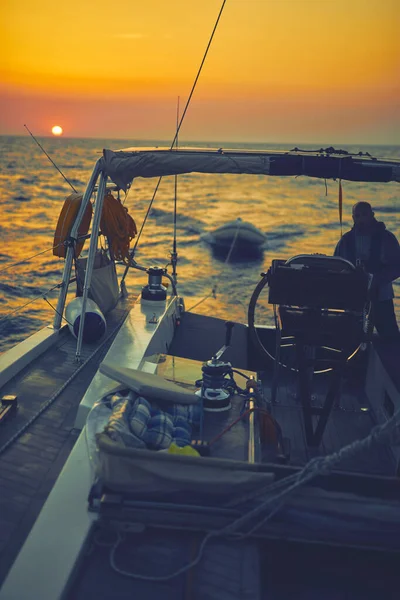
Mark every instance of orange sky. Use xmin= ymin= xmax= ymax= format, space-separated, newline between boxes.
xmin=1 ymin=0 xmax=399 ymax=144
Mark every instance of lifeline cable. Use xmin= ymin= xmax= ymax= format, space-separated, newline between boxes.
xmin=0 ymin=244 xmax=63 ymax=274
xmin=0 ymin=280 xmax=75 ymax=327
xmin=0 ymin=233 xmax=90 ymax=275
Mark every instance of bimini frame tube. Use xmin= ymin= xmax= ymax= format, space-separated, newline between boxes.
xmin=247 ymin=379 xmax=260 ymax=463
xmin=75 ymin=170 xmax=108 ymax=361
xmin=53 ymin=159 xmax=103 ymax=330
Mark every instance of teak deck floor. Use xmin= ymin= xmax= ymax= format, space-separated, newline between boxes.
xmin=0 ymin=299 xmax=133 ymax=585
xmin=169 ymin=311 xmax=396 ymax=477
xmin=268 ymin=381 xmax=395 ymax=474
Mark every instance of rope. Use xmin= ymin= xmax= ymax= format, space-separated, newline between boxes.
xmin=100 ymin=191 xmax=137 ymax=264
xmin=187 ymin=219 xmax=243 ymax=313
xmin=186 ymin=285 xmax=217 ymax=313
xmin=208 ymin=406 xmax=278 ymax=446
xmin=224 ymin=218 xmax=243 ymax=263
xmin=229 ymin=406 xmax=400 ymax=510
xmin=108 ymin=404 xmax=400 ymax=581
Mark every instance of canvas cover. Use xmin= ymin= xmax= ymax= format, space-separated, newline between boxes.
xmin=100 ymin=148 xmax=400 ymax=192
xmin=95 ymin=432 xmax=274 ymax=501
xmin=99 ymin=362 xmax=199 ymax=406
xmin=76 ymin=249 xmax=119 ymax=314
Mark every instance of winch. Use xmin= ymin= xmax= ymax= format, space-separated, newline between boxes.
xmin=141 ymin=266 xmax=167 ymax=301
xmin=196 ymin=321 xmax=235 ymax=411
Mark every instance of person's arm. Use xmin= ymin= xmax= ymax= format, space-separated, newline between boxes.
xmin=375 ymin=231 xmax=400 ymax=285
xmin=334 ymin=236 xmax=346 ymax=258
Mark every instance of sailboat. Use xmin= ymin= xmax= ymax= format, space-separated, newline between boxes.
xmin=0 ymin=145 xmax=399 ymax=599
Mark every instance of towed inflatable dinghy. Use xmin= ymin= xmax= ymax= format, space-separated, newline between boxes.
xmin=201 ymin=218 xmax=267 ymax=259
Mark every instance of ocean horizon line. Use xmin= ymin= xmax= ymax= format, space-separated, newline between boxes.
xmin=1 ymin=134 xmax=399 ymax=150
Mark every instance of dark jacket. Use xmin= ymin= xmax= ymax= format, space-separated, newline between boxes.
xmin=334 ymin=220 xmax=400 ymax=300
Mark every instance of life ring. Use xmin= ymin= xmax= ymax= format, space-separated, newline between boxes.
xmin=53 ymin=193 xmax=93 ymax=258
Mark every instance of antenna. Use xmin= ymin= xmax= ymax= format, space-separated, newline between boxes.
xmin=171 ymin=96 xmax=180 ymax=287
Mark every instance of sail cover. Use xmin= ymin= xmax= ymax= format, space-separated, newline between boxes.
xmin=101 ymin=148 xmax=400 ymax=191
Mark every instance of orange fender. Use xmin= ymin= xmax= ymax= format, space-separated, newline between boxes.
xmin=53 ymin=193 xmax=93 ymax=258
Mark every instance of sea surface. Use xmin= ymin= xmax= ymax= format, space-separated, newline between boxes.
xmin=0 ymin=136 xmax=399 ymax=353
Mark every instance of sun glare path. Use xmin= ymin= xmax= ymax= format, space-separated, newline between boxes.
xmin=51 ymin=125 xmax=63 ymax=136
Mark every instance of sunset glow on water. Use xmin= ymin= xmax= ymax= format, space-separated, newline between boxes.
xmin=0 ymin=136 xmax=398 ymax=352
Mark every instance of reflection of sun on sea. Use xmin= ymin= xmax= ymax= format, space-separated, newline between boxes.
xmin=51 ymin=125 xmax=63 ymax=136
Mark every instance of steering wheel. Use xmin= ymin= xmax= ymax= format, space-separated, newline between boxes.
xmin=247 ymin=271 xmax=367 ymax=375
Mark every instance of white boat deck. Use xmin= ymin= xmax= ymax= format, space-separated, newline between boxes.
xmin=74 ymin=296 xmax=179 ymax=428
xmin=1 ymin=300 xmax=399 ymax=599
xmin=0 ymin=296 xmax=180 ymax=600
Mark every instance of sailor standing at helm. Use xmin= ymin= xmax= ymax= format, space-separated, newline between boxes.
xmin=334 ymin=201 xmax=400 ymax=340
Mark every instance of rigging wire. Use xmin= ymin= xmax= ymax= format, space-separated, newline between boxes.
xmin=0 ymin=246 xmax=60 ymax=274
xmin=170 ymin=0 xmax=227 ymax=151
xmin=0 ymin=231 xmax=91 ymax=275
xmin=24 ymin=124 xmax=77 ymax=193
xmin=43 ymin=297 xmax=74 ymax=327
xmin=121 ymin=0 xmax=228 ymax=283
xmin=0 ymin=236 xmax=90 ymax=325
xmin=0 ymin=280 xmax=73 ymax=325
xmin=0 ymin=239 xmax=75 ymax=275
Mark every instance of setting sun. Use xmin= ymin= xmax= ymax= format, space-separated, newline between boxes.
xmin=51 ymin=125 xmax=63 ymax=136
